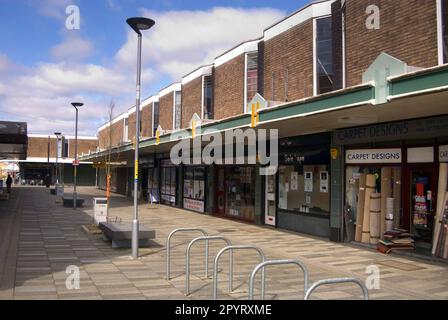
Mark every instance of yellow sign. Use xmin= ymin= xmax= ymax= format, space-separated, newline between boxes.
xmin=191 ymin=120 xmax=196 ymax=139
xmin=134 ymin=160 xmax=139 ymax=180
xmin=156 ymin=130 xmax=160 ymax=145
xmin=330 ymin=148 xmax=339 ymax=160
xmin=251 ymin=102 xmax=260 ymax=128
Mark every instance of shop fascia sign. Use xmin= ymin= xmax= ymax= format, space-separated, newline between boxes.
xmin=440 ymin=145 xmax=448 ymax=163
xmin=345 ymin=148 xmax=402 ymax=164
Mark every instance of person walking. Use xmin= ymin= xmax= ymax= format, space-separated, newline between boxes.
xmin=6 ymin=174 xmax=13 ymax=193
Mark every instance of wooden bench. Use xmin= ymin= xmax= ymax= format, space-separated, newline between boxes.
xmin=62 ymin=197 xmax=85 ymax=208
xmin=99 ymin=222 xmax=156 ymax=249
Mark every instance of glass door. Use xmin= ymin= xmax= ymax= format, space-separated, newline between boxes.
xmin=265 ymin=174 xmax=276 ymax=226
xmin=408 ymin=167 xmax=436 ymax=249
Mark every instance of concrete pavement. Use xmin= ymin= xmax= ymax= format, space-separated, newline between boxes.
xmin=1 ymin=186 xmax=448 ymax=300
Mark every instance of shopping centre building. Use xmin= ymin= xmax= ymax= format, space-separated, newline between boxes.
xmin=81 ymin=0 xmax=448 ymax=256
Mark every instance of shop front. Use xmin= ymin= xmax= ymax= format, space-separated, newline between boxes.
xmin=160 ymin=159 xmax=177 ymax=207
xmin=183 ymin=166 xmax=206 ymax=213
xmin=335 ymin=115 xmax=448 ymax=255
xmin=276 ymin=133 xmax=332 ymax=238
xmin=215 ymin=165 xmax=256 ymax=222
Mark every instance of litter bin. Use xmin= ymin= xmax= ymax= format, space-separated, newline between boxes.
xmin=93 ymin=198 xmax=108 ymax=225
xmin=56 ymin=184 xmax=64 ymax=197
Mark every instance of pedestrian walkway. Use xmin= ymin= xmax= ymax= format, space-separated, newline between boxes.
xmin=1 ymin=186 xmax=448 ymax=300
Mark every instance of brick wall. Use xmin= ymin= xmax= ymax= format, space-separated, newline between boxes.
xmin=28 ymin=137 xmax=98 ymax=158
xmin=128 ymin=112 xmax=136 ymax=142
xmin=181 ymin=76 xmax=202 ymax=128
xmin=68 ymin=139 xmax=98 ymax=158
xmin=214 ymin=54 xmax=245 ymax=119
xmin=159 ymin=92 xmax=174 ymax=131
xmin=98 ymin=119 xmax=124 ymax=150
xmin=345 ymin=0 xmax=438 ymax=87
xmin=141 ymin=104 xmax=153 ymax=138
xmin=263 ymin=19 xmax=314 ymax=102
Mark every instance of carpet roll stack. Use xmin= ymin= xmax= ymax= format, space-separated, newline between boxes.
xmin=433 ymin=163 xmax=448 ymax=258
xmin=393 ymin=168 xmax=402 ymax=228
xmin=370 ymin=193 xmax=381 ymax=244
xmin=380 ymin=168 xmax=392 ymax=237
xmin=362 ymin=174 xmax=376 ymax=243
xmin=355 ymin=174 xmax=366 ymax=242
xmin=386 ymin=197 xmax=395 ymax=232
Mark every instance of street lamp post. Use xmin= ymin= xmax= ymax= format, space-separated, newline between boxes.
xmin=54 ymin=132 xmax=62 ymax=186
xmin=71 ymin=102 xmax=84 ymax=210
xmin=126 ymin=17 xmax=155 ymax=259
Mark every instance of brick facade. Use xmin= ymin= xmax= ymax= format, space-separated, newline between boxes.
xmin=98 ymin=119 xmax=124 ymax=150
xmin=181 ymin=76 xmax=203 ymax=128
xmin=28 ymin=137 xmax=98 ymax=158
xmin=141 ymin=104 xmax=153 ymax=138
xmin=345 ymin=0 xmax=439 ymax=87
xmin=263 ymin=19 xmax=314 ymax=103
xmin=159 ymin=92 xmax=174 ymax=131
xmin=128 ymin=112 xmax=136 ymax=142
xmin=214 ymin=54 xmax=245 ymax=120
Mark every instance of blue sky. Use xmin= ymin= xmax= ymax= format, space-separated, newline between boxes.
xmin=0 ymin=0 xmax=308 ymax=135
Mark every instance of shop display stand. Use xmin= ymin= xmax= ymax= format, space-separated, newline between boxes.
xmin=380 ymin=167 xmax=392 ymax=237
xmin=362 ymin=174 xmax=376 ymax=243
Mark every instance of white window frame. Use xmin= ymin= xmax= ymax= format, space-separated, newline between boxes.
xmin=172 ymin=91 xmax=182 ymax=130
xmin=437 ymin=0 xmax=445 ymax=65
xmin=123 ymin=118 xmax=129 ymax=143
xmin=313 ymin=15 xmax=332 ymax=96
xmin=244 ymin=51 xmax=258 ymax=113
xmin=201 ymin=75 xmax=205 ymax=119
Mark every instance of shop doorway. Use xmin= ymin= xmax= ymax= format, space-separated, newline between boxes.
xmin=265 ymin=174 xmax=276 ymax=226
xmin=404 ymin=165 xmax=438 ymax=251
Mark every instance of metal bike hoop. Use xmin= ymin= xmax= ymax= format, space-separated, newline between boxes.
xmin=185 ymin=236 xmax=232 ymax=296
xmin=213 ymin=245 xmax=266 ymax=300
xmin=304 ymin=278 xmax=369 ymax=300
xmin=166 ymin=228 xmax=208 ymax=280
xmin=248 ymin=259 xmax=309 ymax=300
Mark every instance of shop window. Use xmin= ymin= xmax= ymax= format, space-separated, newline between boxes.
xmin=203 ymin=75 xmax=213 ymax=120
xmin=220 ymin=166 xmax=256 ymax=221
xmin=63 ymin=138 xmax=69 ymax=158
xmin=153 ymin=102 xmax=159 ymax=136
xmin=184 ymin=166 xmax=206 ymax=212
xmin=278 ymin=165 xmax=330 ymax=215
xmin=161 ymin=166 xmax=176 ymax=206
xmin=246 ymin=52 xmax=258 ymax=105
xmin=345 ymin=166 xmax=402 ymax=240
xmin=315 ymin=16 xmax=334 ymax=95
xmin=174 ymin=91 xmax=182 ymax=130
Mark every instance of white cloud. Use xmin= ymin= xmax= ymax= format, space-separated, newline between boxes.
xmin=51 ymin=35 xmax=94 ymax=61
xmin=1 ymin=6 xmax=286 ymax=135
xmin=31 ymin=0 xmax=74 ymax=20
xmin=0 ymin=53 xmax=12 ymax=72
xmin=116 ymin=7 xmax=285 ymax=79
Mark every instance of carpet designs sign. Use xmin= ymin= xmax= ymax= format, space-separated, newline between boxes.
xmin=346 ymin=149 xmax=402 ymax=164
xmin=440 ymin=145 xmax=448 ymax=163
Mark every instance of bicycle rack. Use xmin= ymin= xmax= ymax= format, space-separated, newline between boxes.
xmin=248 ymin=259 xmax=309 ymax=300
xmin=304 ymin=278 xmax=369 ymax=300
xmin=213 ymin=245 xmax=266 ymax=300
xmin=186 ymin=236 xmax=232 ymax=296
xmin=166 ymin=228 xmax=208 ymax=280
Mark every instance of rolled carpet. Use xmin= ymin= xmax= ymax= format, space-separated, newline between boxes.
xmin=362 ymin=174 xmax=376 ymax=243
xmin=433 ymin=163 xmax=448 ymax=255
xmin=380 ymin=168 xmax=392 ymax=238
xmin=370 ymin=193 xmax=381 ymax=244
xmin=355 ymin=174 xmax=366 ymax=242
xmin=393 ymin=168 xmax=402 ymax=228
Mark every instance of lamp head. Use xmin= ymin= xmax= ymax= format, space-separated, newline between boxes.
xmin=126 ymin=17 xmax=155 ymax=35
xmin=71 ymin=102 xmax=84 ymax=108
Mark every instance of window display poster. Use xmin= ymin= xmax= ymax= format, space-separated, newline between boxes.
xmin=320 ymin=171 xmax=329 ymax=193
xmin=304 ymin=172 xmax=313 ymax=192
xmin=291 ymin=172 xmax=299 ymax=191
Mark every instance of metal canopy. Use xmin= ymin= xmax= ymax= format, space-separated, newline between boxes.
xmin=0 ymin=121 xmax=28 ymax=160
